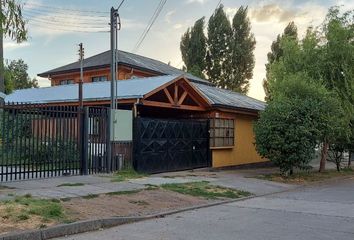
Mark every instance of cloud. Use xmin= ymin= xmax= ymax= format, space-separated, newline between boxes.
xmin=4 ymin=41 xmax=30 ymax=51
xmin=36 ymin=77 xmax=51 ymax=87
xmin=173 ymin=23 xmax=183 ymax=29
xmin=243 ymin=3 xmax=328 ymax=100
xmin=165 ymin=10 xmax=175 ymax=23
xmin=249 ymin=4 xmax=296 ymax=23
xmin=186 ymin=0 xmax=207 ymax=4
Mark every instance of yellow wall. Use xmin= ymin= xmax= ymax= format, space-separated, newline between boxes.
xmin=212 ymin=114 xmax=267 ymax=168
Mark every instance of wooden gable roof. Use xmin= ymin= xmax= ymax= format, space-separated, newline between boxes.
xmin=141 ymin=76 xmax=210 ymax=112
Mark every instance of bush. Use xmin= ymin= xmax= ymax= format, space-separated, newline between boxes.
xmin=254 ymin=97 xmax=318 ymax=175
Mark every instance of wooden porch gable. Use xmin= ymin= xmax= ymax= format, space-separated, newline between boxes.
xmin=141 ymin=76 xmax=210 ymax=111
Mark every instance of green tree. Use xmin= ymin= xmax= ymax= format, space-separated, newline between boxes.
xmin=254 ymin=75 xmax=344 ymax=175
xmin=206 ymin=4 xmax=232 ymax=88
xmin=0 ymin=0 xmax=27 ymax=95
xmin=230 ymin=6 xmax=256 ymax=93
xmin=5 ymin=59 xmax=38 ymax=94
xmin=263 ymin=22 xmax=298 ymax=100
xmin=266 ymin=7 xmax=354 ymax=172
xmin=317 ymin=7 xmax=354 ymax=171
xmin=180 ymin=17 xmax=207 ymax=78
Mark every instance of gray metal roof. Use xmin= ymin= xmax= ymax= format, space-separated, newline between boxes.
xmin=38 ymin=50 xmax=209 ymax=84
xmin=193 ymin=82 xmax=266 ymax=111
xmin=5 ymin=75 xmax=265 ymax=112
xmin=0 ymin=92 xmax=6 ymax=99
xmin=5 ymin=75 xmax=177 ymax=103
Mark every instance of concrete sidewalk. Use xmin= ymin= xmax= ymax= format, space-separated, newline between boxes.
xmin=0 ymin=168 xmax=296 ymax=200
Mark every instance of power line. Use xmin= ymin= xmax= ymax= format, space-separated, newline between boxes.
xmin=27 ymin=22 xmax=109 ymax=33
xmin=132 ymin=0 xmax=167 ymax=53
xmin=23 ymin=9 xmax=109 ymax=23
xmin=215 ymin=0 xmax=222 ymax=11
xmin=23 ymin=5 xmax=108 ymax=18
xmin=133 ymin=0 xmax=166 ymax=52
xmin=23 ymin=15 xmax=109 ymax=29
xmin=23 ymin=12 xmax=108 ymax=28
xmin=117 ymin=0 xmax=126 ymax=10
xmin=24 ymin=2 xmax=109 ymax=14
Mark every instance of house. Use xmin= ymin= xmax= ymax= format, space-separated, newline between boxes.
xmin=5 ymin=50 xmax=267 ymax=173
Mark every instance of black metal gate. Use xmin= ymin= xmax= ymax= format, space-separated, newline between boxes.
xmin=84 ymin=107 xmax=111 ymax=174
xmin=133 ymin=117 xmax=210 ymax=173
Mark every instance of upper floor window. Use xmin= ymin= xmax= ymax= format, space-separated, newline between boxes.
xmin=92 ymin=76 xmax=107 ymax=82
xmin=60 ymin=79 xmax=74 ymax=85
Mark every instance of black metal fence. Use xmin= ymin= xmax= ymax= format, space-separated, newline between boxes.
xmin=0 ymin=103 xmax=81 ymax=181
xmin=0 ymin=103 xmax=134 ymax=182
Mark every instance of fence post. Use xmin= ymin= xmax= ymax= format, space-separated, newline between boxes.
xmin=81 ymin=107 xmax=89 ymax=175
xmin=106 ymin=108 xmax=112 ymax=173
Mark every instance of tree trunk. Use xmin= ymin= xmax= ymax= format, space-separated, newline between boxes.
xmin=319 ymin=141 xmax=329 ymax=172
xmin=349 ymin=151 xmax=352 ymax=168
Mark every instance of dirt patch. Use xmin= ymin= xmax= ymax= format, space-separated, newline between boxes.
xmin=63 ymin=189 xmax=211 ymax=220
xmin=0 ymin=204 xmax=56 ymax=234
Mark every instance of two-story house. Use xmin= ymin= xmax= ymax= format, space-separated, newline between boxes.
xmin=5 ymin=50 xmax=267 ymax=173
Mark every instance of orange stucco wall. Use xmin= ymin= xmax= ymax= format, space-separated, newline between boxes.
xmin=50 ymin=66 xmax=156 ymax=86
xmin=211 ymin=114 xmax=266 ymax=168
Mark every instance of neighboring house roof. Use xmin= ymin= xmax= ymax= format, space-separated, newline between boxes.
xmin=38 ymin=50 xmax=209 ymax=85
xmin=5 ymin=75 xmax=265 ymax=112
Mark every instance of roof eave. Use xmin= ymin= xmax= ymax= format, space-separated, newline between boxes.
xmin=211 ymin=103 xmax=263 ymax=115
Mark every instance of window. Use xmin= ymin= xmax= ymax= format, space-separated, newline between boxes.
xmin=92 ymin=76 xmax=107 ymax=82
xmin=210 ymin=118 xmax=234 ymax=148
xmin=60 ymin=79 xmax=74 ymax=85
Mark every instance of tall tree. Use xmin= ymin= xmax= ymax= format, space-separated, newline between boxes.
xmin=6 ymin=59 xmax=37 ymax=93
xmin=206 ymin=4 xmax=233 ymax=88
xmin=180 ymin=17 xmax=207 ymax=78
xmin=318 ymin=7 xmax=354 ymax=171
xmin=0 ymin=0 xmax=27 ymax=96
xmin=230 ymin=6 xmax=256 ymax=93
xmin=263 ymin=22 xmax=297 ymax=100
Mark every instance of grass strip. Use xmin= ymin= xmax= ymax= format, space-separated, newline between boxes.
xmin=110 ymin=169 xmax=147 ymax=182
xmin=255 ymin=168 xmax=354 ymax=184
xmin=161 ymin=181 xmax=251 ymax=200
xmin=105 ymin=189 xmax=142 ymax=196
xmin=57 ymin=183 xmax=85 ymax=187
xmin=0 ymin=194 xmax=68 ymax=224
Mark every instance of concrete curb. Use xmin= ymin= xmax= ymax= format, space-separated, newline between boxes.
xmin=0 ymin=197 xmax=253 ymax=240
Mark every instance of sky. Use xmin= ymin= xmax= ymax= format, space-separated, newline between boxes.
xmin=4 ymin=0 xmax=354 ymax=100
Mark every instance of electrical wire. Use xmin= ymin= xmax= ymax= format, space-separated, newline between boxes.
xmin=117 ymin=0 xmax=125 ymax=10
xmin=23 ymin=2 xmax=109 ymax=14
xmin=132 ymin=0 xmax=167 ymax=53
xmin=215 ymin=0 xmax=222 ymax=11
xmin=23 ymin=14 xmax=109 ymax=29
xmin=27 ymin=22 xmax=109 ymax=33
xmin=23 ymin=8 xmax=109 ymax=23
